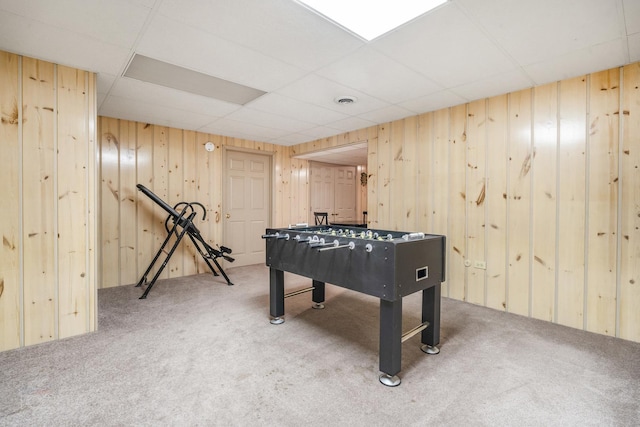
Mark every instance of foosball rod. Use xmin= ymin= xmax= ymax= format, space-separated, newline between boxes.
xmin=401 ymin=321 xmax=430 ymax=343
xmin=261 ymin=232 xmax=289 ymax=240
xmin=317 ymin=241 xmax=355 ymax=251
xmin=284 ymin=286 xmax=314 ymax=299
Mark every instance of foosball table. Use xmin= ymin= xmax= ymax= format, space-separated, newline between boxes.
xmin=263 ymin=225 xmax=446 ymax=386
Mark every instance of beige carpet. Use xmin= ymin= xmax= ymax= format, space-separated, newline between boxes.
xmin=1 ymin=263 xmax=639 ymax=426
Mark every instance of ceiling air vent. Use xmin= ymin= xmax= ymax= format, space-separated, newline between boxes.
xmin=334 ymin=96 xmax=357 ymax=105
xmin=123 ymin=54 xmax=266 ymax=105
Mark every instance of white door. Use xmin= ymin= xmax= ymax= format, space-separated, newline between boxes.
xmin=309 ymin=162 xmax=357 ymax=224
xmin=310 ymin=162 xmax=334 ymax=224
xmin=224 ymin=150 xmax=271 ymax=266
xmin=334 ymin=166 xmax=356 ymax=221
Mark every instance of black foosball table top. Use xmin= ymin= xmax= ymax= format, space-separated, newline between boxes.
xmin=264 ymin=225 xmax=446 ymax=301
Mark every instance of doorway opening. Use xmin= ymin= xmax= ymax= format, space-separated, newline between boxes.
xmin=293 ymin=141 xmax=368 ymax=227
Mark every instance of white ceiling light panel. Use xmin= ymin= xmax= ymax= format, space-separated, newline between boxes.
xmin=297 ymin=0 xmax=447 ymax=40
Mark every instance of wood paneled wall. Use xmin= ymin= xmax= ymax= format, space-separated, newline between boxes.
xmin=0 ymin=51 xmax=97 ymax=351
xmin=5 ymin=52 xmax=636 ymax=351
xmin=295 ymin=63 xmax=640 ymax=343
xmin=97 ymin=119 xmax=309 ymax=288
xmin=95 ymin=62 xmax=639 ymax=344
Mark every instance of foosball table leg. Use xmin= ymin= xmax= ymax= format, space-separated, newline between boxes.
xmin=269 ymin=268 xmax=285 ymax=324
xmin=379 ymin=373 xmax=401 ymax=387
xmin=312 ymin=279 xmax=325 ymax=309
xmin=421 ymin=344 xmax=440 ymax=354
xmin=420 ymin=284 xmax=441 ymax=352
xmin=378 ymin=298 xmax=403 ymax=387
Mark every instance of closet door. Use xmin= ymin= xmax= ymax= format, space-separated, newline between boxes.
xmin=310 ymin=162 xmax=334 ymax=224
xmin=334 ymin=166 xmax=356 ymax=222
xmin=310 ymin=162 xmax=357 ymax=224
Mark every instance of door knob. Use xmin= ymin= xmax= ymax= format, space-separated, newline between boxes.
xmin=226 ymin=213 xmax=231 ymax=219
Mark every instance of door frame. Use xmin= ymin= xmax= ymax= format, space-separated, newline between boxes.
xmin=293 ymin=141 xmax=368 ymax=226
xmin=309 ymin=161 xmax=358 ymax=224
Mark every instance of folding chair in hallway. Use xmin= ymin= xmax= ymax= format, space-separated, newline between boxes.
xmin=314 ymin=212 xmax=328 ymax=225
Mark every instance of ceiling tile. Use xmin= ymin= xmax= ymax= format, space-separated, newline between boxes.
xmin=96 ymin=73 xmax=117 ymax=95
xmin=97 ymin=92 xmax=107 ymax=108
xmin=624 ymin=0 xmax=640 ymax=35
xmin=100 ymin=95 xmax=215 ymax=129
xmin=299 ymin=125 xmax=345 ymax=139
xmin=372 ymin=3 xmax=517 ymax=87
xmin=328 ymin=116 xmax=378 ymax=133
xmin=200 ymin=117 xmax=290 ymax=140
xmin=398 ymin=90 xmax=468 ymax=114
xmin=137 ymin=13 xmax=307 ymax=91
xmin=246 ymin=92 xmax=349 ymax=126
xmin=276 ymin=74 xmax=391 ymax=115
xmin=629 ymin=32 xmax=640 ymax=62
xmin=456 ymin=0 xmax=625 ymax=66
xmin=225 ymin=107 xmax=316 ymax=133
xmin=450 ymin=69 xmax=534 ymax=103
xmin=132 ymin=0 xmax=156 ymax=7
xmin=316 ymin=46 xmax=442 ymax=103
xmin=357 ymin=105 xmax=416 ymax=124
xmin=109 ymin=78 xmax=242 ymax=116
xmin=524 ymin=38 xmax=628 ymax=85
xmin=157 ymin=0 xmax=365 ymax=71
xmin=0 ymin=0 xmax=152 ymax=48
xmin=0 ymin=12 xmax=130 ymax=75
xmin=268 ymin=133 xmax=314 ymax=146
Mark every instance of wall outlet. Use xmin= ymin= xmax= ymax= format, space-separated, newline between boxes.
xmin=473 ymin=260 xmax=487 ymax=270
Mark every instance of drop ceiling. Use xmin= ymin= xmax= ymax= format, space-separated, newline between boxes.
xmin=1 ymin=0 xmax=638 ymax=158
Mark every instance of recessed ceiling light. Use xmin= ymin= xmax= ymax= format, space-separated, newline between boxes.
xmin=298 ymin=0 xmax=447 ymax=41
xmin=334 ymin=96 xmax=357 ymax=105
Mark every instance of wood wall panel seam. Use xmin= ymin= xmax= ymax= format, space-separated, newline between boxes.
xmin=620 ymin=63 xmax=640 ymax=342
xmin=18 ymin=54 xmax=24 ymax=349
xmin=554 ymin=81 xmax=562 ymax=325
xmin=583 ymin=73 xmax=591 ymax=333
xmin=615 ymin=66 xmax=623 ymax=339
xmin=53 ymin=63 xmax=59 ymax=341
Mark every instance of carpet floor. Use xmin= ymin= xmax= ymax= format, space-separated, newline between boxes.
xmin=1 ymin=264 xmax=639 ymax=426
